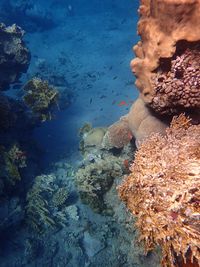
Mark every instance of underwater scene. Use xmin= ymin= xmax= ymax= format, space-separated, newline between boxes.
xmin=0 ymin=0 xmax=199 ymax=267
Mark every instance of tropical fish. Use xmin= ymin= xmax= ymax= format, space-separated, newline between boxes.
xmin=118 ymin=100 xmax=128 ymax=106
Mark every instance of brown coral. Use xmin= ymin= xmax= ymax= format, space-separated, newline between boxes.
xmin=118 ymin=115 xmax=200 ymax=267
xmin=102 ymin=117 xmax=133 ymax=149
xmin=131 ymin=0 xmax=200 ymax=115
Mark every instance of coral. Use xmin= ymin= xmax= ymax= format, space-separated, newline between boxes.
xmin=0 ymin=23 xmax=30 ymax=90
xmin=151 ymin=43 xmax=200 ymax=114
xmin=3 ymin=144 xmax=27 ymax=185
xmin=52 ymin=187 xmax=69 ymax=208
xmin=131 ymin=0 xmax=200 ymax=115
xmin=79 ymin=125 xmax=107 ymax=154
xmin=26 ymin=174 xmax=70 ymax=233
xmin=23 ymin=77 xmax=59 ymax=122
xmin=102 ymin=116 xmax=133 ymax=149
xmin=76 ymin=155 xmax=123 ymax=213
xmin=127 ymin=97 xmax=168 ymax=146
xmin=118 ymin=115 xmax=200 ymax=267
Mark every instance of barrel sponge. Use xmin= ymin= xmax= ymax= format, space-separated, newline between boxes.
xmin=131 ymin=0 xmax=200 ymax=115
xmin=118 ymin=114 xmax=200 ymax=267
xmin=127 ymin=97 xmax=167 ymax=146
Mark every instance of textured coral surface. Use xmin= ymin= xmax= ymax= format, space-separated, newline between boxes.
xmin=131 ymin=0 xmax=200 ymax=115
xmin=118 ymin=115 xmax=200 ymax=267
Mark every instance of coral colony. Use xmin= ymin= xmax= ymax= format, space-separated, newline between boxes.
xmin=117 ymin=1 xmax=200 ymax=267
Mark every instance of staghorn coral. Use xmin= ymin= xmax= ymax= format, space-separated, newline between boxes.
xmin=118 ymin=115 xmax=200 ymax=267
xmin=0 ymin=23 xmax=30 ymax=90
xmin=23 ymin=77 xmax=59 ymax=122
xmin=131 ymin=0 xmax=200 ymax=115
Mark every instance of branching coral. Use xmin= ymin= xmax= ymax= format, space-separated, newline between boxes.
xmin=118 ymin=115 xmax=200 ymax=267
xmin=3 ymin=144 xmax=27 ymax=185
xmin=76 ymin=155 xmax=123 ymax=213
xmin=23 ymin=77 xmax=59 ymax=122
xmin=26 ymin=174 xmax=70 ymax=233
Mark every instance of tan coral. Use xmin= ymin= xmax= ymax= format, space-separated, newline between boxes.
xmin=102 ymin=116 xmax=133 ymax=149
xmin=131 ymin=0 xmax=200 ymax=115
xmin=118 ymin=114 xmax=200 ymax=267
xmin=127 ymin=96 xmax=168 ymax=146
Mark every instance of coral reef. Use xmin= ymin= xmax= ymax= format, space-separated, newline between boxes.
xmin=102 ymin=116 xmax=133 ymax=149
xmin=23 ymin=77 xmax=59 ymax=121
xmin=0 ymin=23 xmax=30 ymax=90
xmin=118 ymin=115 xmax=200 ymax=267
xmin=26 ymin=174 xmax=72 ymax=233
xmin=131 ymin=0 xmax=200 ymax=116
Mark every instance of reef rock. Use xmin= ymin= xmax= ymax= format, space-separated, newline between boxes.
xmin=0 ymin=23 xmax=30 ymax=90
xmin=131 ymin=0 xmax=200 ymax=115
xmin=118 ymin=115 xmax=200 ymax=267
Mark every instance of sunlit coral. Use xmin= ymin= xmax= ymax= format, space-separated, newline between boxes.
xmin=118 ymin=115 xmax=200 ymax=267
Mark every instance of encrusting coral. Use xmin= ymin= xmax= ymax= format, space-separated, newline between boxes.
xmin=131 ymin=0 xmax=200 ymax=116
xmin=23 ymin=77 xmax=59 ymax=122
xmin=118 ymin=115 xmax=200 ymax=267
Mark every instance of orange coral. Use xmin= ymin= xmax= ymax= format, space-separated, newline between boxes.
xmin=131 ymin=0 xmax=200 ymax=115
xmin=118 ymin=115 xmax=200 ymax=267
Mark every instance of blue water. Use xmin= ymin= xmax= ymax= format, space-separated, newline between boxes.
xmin=0 ymin=1 xmax=161 ymax=266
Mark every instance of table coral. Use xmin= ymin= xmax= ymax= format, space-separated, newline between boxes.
xmin=131 ymin=0 xmax=200 ymax=115
xmin=118 ymin=115 xmax=200 ymax=267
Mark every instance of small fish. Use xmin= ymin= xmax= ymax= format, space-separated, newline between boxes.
xmin=112 ymin=100 xmax=116 ymax=105
xmin=118 ymin=100 xmax=128 ymax=106
xmin=113 ymin=76 xmax=118 ymax=80
xmin=89 ymin=98 xmax=92 ymax=104
xmin=100 ymin=95 xmax=106 ymax=99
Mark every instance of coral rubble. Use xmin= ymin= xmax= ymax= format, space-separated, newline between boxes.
xmin=118 ymin=115 xmax=200 ymax=267
xmin=0 ymin=23 xmax=30 ymax=90
xmin=131 ymin=0 xmax=200 ymax=116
